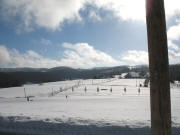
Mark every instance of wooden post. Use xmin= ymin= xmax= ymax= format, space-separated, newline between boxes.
xmin=146 ymin=0 xmax=171 ymax=135
xmin=24 ymin=88 xmax=27 ymax=98
xmin=52 ymin=88 xmax=54 ymax=96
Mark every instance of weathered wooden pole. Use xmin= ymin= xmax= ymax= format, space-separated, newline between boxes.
xmin=146 ymin=0 xmax=171 ymax=135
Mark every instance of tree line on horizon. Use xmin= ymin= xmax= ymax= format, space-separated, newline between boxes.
xmin=0 ymin=65 xmax=179 ymax=88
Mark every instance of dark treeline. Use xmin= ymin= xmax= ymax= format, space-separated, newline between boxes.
xmin=169 ymin=64 xmax=180 ymax=82
xmin=0 ymin=66 xmax=130 ymax=88
xmin=0 ymin=65 xmax=179 ymax=88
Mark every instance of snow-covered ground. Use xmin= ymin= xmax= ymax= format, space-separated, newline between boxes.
xmin=0 ymin=79 xmax=180 ymax=135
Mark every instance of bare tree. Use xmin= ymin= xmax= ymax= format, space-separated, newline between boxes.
xmin=146 ymin=0 xmax=171 ymax=135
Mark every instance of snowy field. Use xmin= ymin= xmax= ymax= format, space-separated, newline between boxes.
xmin=0 ymin=79 xmax=180 ymax=135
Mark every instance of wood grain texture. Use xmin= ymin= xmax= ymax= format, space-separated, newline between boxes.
xmin=146 ymin=0 xmax=172 ymax=135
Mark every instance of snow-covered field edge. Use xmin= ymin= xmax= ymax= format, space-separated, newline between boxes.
xmin=0 ymin=115 xmax=180 ymax=135
xmin=0 ymin=114 xmax=150 ymax=135
xmin=0 ymin=79 xmax=180 ymax=135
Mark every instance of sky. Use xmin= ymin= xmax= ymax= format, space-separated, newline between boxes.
xmin=0 ymin=0 xmax=180 ymax=68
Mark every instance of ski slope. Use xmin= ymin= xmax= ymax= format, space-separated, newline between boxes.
xmin=0 ymin=79 xmax=180 ymax=135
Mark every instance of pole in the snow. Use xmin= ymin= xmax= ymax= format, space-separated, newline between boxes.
xmin=97 ymin=87 xmax=99 ymax=92
xmin=52 ymin=88 xmax=54 ymax=96
xmin=24 ymin=88 xmax=27 ymax=98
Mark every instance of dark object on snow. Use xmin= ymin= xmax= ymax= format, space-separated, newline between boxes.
xmin=60 ymin=87 xmax=62 ymax=92
xmin=124 ymin=87 xmax=126 ymax=93
xmin=144 ymin=78 xmax=149 ymax=87
xmin=97 ymin=87 xmax=99 ymax=92
xmin=101 ymin=89 xmax=108 ymax=90
xmin=27 ymin=96 xmax=34 ymax=102
xmin=138 ymin=88 xmax=140 ymax=94
xmin=27 ymin=96 xmax=29 ymax=102
xmin=110 ymin=87 xmax=112 ymax=92
xmin=72 ymin=87 xmax=74 ymax=92
xmin=84 ymin=86 xmax=87 ymax=92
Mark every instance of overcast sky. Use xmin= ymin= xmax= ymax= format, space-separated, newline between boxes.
xmin=0 ymin=0 xmax=180 ymax=68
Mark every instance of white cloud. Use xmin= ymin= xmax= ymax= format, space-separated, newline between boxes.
xmin=121 ymin=50 xmax=148 ymax=65
xmin=164 ymin=0 xmax=180 ymax=18
xmin=89 ymin=0 xmax=180 ymax=21
xmin=88 ymin=10 xmax=101 ymax=22
xmin=168 ymin=50 xmax=180 ymax=64
xmin=121 ymin=49 xmax=180 ymax=65
xmin=1 ymin=0 xmax=145 ymax=32
xmin=168 ymin=24 xmax=180 ymax=40
xmin=168 ymin=40 xmax=179 ymax=51
xmin=0 ymin=45 xmax=62 ymax=68
xmin=1 ymin=43 xmax=180 ymax=68
xmin=90 ymin=0 xmax=146 ymax=21
xmin=26 ymin=50 xmax=41 ymax=58
xmin=61 ymin=42 xmax=121 ymax=68
xmin=0 ymin=43 xmax=121 ymax=68
xmin=40 ymin=38 xmax=52 ymax=46
xmin=0 ymin=0 xmax=86 ymax=32
xmin=167 ymin=22 xmax=180 ymax=51
xmin=1 ymin=0 xmax=180 ymax=32
xmin=0 ymin=45 xmax=11 ymax=65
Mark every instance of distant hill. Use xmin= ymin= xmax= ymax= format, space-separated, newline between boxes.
xmin=0 ymin=66 xmax=130 ymax=88
xmin=1 ymin=64 xmax=179 ymax=88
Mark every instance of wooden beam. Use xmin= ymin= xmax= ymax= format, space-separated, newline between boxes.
xmin=146 ymin=0 xmax=172 ymax=135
